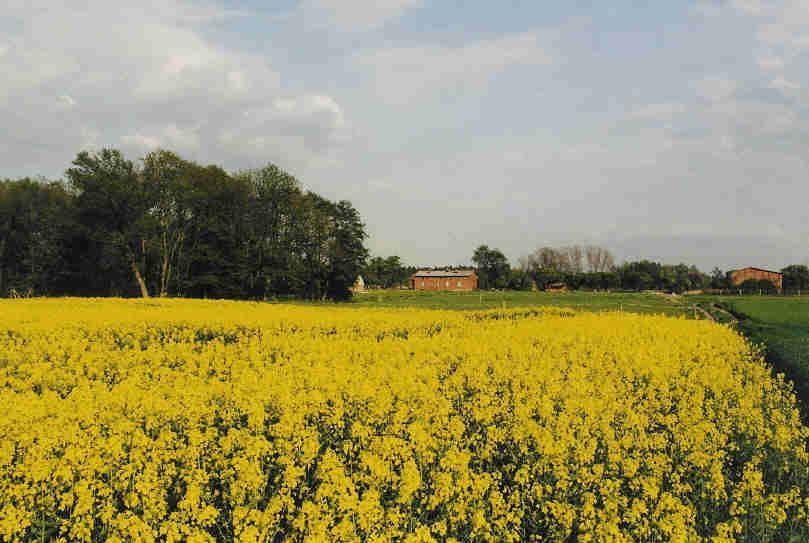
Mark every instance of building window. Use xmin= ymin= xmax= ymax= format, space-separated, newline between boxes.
xmin=457 ymin=281 xmax=462 ymax=287
xmin=446 ymin=280 xmax=450 ymax=287
xmin=420 ymin=281 xmax=424 ymax=287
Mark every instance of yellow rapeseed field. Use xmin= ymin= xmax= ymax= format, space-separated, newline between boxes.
xmin=0 ymin=299 xmax=807 ymax=542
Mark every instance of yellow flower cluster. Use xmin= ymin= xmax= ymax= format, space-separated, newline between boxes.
xmin=0 ymin=298 xmax=807 ymax=542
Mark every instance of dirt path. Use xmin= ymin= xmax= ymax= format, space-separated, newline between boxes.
xmin=692 ymin=305 xmax=713 ymax=321
xmin=709 ymin=303 xmax=737 ymax=323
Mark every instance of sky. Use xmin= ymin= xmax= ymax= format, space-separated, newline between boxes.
xmin=2 ymin=0 xmax=809 ymax=270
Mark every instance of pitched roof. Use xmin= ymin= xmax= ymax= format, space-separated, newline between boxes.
xmin=733 ymin=267 xmax=783 ymax=276
xmin=412 ymin=269 xmax=476 ymax=278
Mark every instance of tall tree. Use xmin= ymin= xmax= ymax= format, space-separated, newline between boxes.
xmin=710 ymin=268 xmax=728 ymax=289
xmin=472 ymin=245 xmax=510 ymax=289
xmin=4 ymin=148 xmax=369 ymax=301
xmin=178 ymin=165 xmax=250 ymax=299
xmin=238 ymin=165 xmax=303 ymax=298
xmin=585 ymin=245 xmax=615 ymax=273
xmin=364 ymin=255 xmax=408 ymax=288
xmin=782 ymin=265 xmax=809 ymax=291
xmin=67 ymin=149 xmax=152 ymax=297
xmin=327 ymin=200 xmax=368 ymax=300
xmin=141 ymin=150 xmax=194 ymax=297
xmin=0 ymin=179 xmax=74 ymax=296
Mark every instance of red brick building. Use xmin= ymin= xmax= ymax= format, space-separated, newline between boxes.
xmin=411 ymin=270 xmax=478 ymax=291
xmin=729 ymin=267 xmax=783 ymax=290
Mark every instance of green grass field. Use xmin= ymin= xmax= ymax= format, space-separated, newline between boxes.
xmin=698 ymin=295 xmax=809 ymax=414
xmin=347 ymin=289 xmax=691 ymax=316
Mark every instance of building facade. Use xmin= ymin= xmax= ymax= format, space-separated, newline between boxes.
xmin=729 ymin=267 xmax=783 ymax=290
xmin=411 ymin=270 xmax=478 ymax=291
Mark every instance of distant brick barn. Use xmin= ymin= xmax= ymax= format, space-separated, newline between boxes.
xmin=411 ymin=270 xmax=478 ymax=291
xmin=729 ymin=267 xmax=783 ymax=290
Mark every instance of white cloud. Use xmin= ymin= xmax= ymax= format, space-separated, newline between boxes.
xmin=730 ymin=0 xmax=767 ymax=16
xmin=0 ymin=0 xmax=344 ymax=174
xmin=756 ymin=55 xmax=785 ymax=70
xmin=215 ymin=94 xmax=348 ymax=172
xmin=121 ymin=134 xmax=162 ymax=150
xmin=769 ymin=76 xmax=801 ymax=94
xmin=758 ymin=22 xmax=809 ymax=49
xmin=57 ymin=95 xmax=76 ymax=108
xmin=726 ymin=0 xmax=809 ymax=49
xmin=4 ymin=0 xmax=809 ymax=269
xmin=122 ymin=124 xmax=201 ymax=153
xmin=627 ymin=102 xmax=686 ymax=121
xmin=354 ymin=32 xmax=552 ymax=104
xmin=689 ymin=2 xmax=723 ymax=18
xmin=301 ymin=0 xmax=422 ymax=31
xmin=693 ymin=76 xmax=737 ymax=102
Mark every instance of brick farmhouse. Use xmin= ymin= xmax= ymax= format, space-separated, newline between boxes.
xmin=411 ymin=270 xmax=478 ymax=291
xmin=729 ymin=267 xmax=783 ymax=291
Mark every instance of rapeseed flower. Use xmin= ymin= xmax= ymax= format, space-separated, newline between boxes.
xmin=0 ymin=298 xmax=806 ymax=541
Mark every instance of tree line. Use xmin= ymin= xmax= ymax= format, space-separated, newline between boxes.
xmin=362 ymin=244 xmax=808 ymax=294
xmin=473 ymin=245 xmax=809 ymax=293
xmin=0 ymin=149 xmax=367 ymax=300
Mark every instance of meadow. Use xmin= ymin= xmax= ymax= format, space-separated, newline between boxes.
xmin=1 ymin=298 xmax=807 ymax=542
xmin=347 ymin=289 xmax=689 ymax=316
xmin=696 ymin=296 xmax=809 ymax=414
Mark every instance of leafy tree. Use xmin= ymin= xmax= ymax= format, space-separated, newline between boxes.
xmin=782 ymin=265 xmax=809 ymax=292
xmin=472 ymin=245 xmax=510 ymax=289
xmin=507 ymin=268 xmax=533 ymax=291
xmin=531 ymin=269 xmax=565 ymax=290
xmin=7 ymin=147 xmax=373 ymax=302
xmin=710 ymin=268 xmax=729 ymax=289
xmin=740 ymin=278 xmax=777 ymax=294
xmin=67 ymin=149 xmax=152 ymax=297
xmin=238 ymin=165 xmax=303 ymax=298
xmin=177 ymin=165 xmax=251 ymax=299
xmin=364 ymin=256 xmax=408 ymax=289
xmin=326 ymin=201 xmax=368 ymax=300
xmin=578 ymin=272 xmax=620 ymax=291
xmin=0 ymin=178 xmax=74 ymax=296
xmin=140 ymin=149 xmax=196 ymax=297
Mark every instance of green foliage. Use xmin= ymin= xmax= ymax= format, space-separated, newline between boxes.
xmin=1 ymin=148 xmax=368 ymax=301
xmin=327 ymin=200 xmax=369 ymax=300
xmin=506 ymin=268 xmax=533 ymax=290
xmin=716 ymin=296 xmax=809 ymax=417
xmin=615 ymin=260 xmax=709 ymax=293
xmin=738 ymin=278 xmax=778 ymax=294
xmin=781 ymin=265 xmax=809 ymax=292
xmin=472 ymin=245 xmax=510 ymax=289
xmin=0 ymin=178 xmax=75 ymax=296
xmin=363 ymin=255 xmax=409 ymax=288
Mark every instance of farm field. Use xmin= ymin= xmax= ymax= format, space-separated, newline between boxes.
xmin=1 ymin=298 xmax=807 ymax=542
xmin=348 ymin=289 xmax=689 ymax=316
xmin=696 ymin=295 xmax=809 ymax=412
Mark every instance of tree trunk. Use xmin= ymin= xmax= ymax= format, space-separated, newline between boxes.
xmin=0 ymin=237 xmax=5 ymax=297
xmin=160 ymin=261 xmax=170 ymax=297
xmin=160 ymin=249 xmax=169 ymax=298
xmin=159 ymin=230 xmax=169 ymax=297
xmin=159 ymin=230 xmax=183 ymax=298
xmin=131 ymin=260 xmax=150 ymax=298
